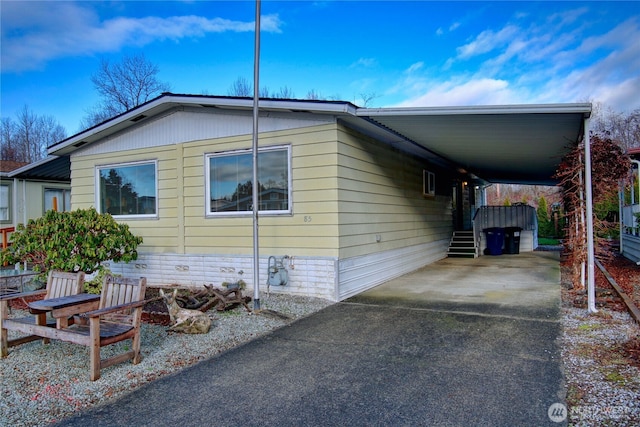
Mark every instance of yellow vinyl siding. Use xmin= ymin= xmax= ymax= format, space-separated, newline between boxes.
xmin=71 ymin=124 xmax=340 ymax=257
xmin=182 ymin=125 xmax=340 ymax=257
xmin=71 ymin=147 xmax=180 ymax=254
xmin=70 ymin=118 xmax=451 ymax=261
xmin=336 ymin=124 xmax=452 ymax=259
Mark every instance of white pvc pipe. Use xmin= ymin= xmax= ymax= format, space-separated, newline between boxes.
xmin=619 ymin=183 xmax=624 ymax=255
xmin=584 ymin=118 xmax=597 ymax=313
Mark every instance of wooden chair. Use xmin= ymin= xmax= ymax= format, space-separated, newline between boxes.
xmin=0 ymin=270 xmax=85 ymax=354
xmin=59 ymin=275 xmax=147 ymax=380
xmin=1 ymin=275 xmax=146 ymax=381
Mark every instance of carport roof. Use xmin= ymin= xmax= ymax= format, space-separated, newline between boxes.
xmin=48 ymin=94 xmax=591 ymax=186
xmin=357 ymin=104 xmax=591 ymax=186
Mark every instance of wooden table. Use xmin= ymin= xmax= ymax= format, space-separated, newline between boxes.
xmin=28 ymin=293 xmax=101 ymax=329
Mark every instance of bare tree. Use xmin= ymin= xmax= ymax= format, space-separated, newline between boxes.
xmin=259 ymin=86 xmax=271 ymax=98
xmin=82 ymin=53 xmax=170 ymax=129
xmin=591 ymin=103 xmax=640 ymax=151
xmin=226 ymin=76 xmax=273 ymax=98
xmin=37 ymin=115 xmax=66 ymax=150
xmin=0 ymin=117 xmax=17 ymax=161
xmin=273 ymin=86 xmax=295 ymax=99
xmin=555 ymin=135 xmax=629 ymax=289
xmin=1 ymin=106 xmax=66 ymax=163
xmin=305 ymin=89 xmax=323 ymax=100
xmin=358 ymin=91 xmax=380 ymax=107
xmin=17 ymin=106 xmax=46 ymax=162
xmin=227 ymin=77 xmax=252 ymax=97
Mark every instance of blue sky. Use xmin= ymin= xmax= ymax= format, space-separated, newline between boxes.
xmin=1 ymin=1 xmax=639 ymax=135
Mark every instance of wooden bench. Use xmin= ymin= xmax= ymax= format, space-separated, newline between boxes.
xmin=1 ymin=274 xmax=147 ymax=381
xmin=0 ymin=270 xmax=85 ymax=351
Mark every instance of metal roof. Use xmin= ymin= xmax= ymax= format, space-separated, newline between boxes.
xmin=8 ymin=155 xmax=71 ymax=182
xmin=358 ymin=104 xmax=591 ymax=185
xmin=47 ymin=94 xmax=591 ymax=186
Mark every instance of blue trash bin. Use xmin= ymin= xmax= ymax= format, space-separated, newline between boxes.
xmin=483 ymin=227 xmax=505 ymax=255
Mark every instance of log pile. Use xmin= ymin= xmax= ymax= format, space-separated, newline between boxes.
xmin=175 ymin=283 xmax=252 ymax=313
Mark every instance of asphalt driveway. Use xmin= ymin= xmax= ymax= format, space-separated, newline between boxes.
xmin=56 ymin=252 xmax=566 ymax=426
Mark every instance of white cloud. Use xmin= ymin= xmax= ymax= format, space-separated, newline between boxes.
xmin=394 ymin=78 xmax=519 ymax=108
xmin=396 ymin=10 xmax=640 ymax=113
xmin=546 ymin=7 xmax=588 ymax=27
xmin=1 ymin=2 xmax=282 ymax=72
xmin=437 ymin=21 xmax=460 ymax=36
xmin=350 ymin=58 xmax=378 ymax=69
xmin=406 ymin=62 xmax=424 ymax=74
xmin=456 ymin=25 xmax=519 ymax=60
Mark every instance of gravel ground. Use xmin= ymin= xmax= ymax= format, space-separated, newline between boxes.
xmin=2 ymin=287 xmax=639 ymax=426
xmin=561 ymin=306 xmax=640 ymax=426
xmin=0 ymin=292 xmax=333 ymax=427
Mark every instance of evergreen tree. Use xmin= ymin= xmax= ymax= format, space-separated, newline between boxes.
xmin=537 ymin=196 xmax=554 ymax=237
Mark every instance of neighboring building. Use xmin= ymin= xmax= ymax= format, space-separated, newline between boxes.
xmin=48 ymin=94 xmax=590 ymax=301
xmin=621 ymin=147 xmax=640 ymax=263
xmin=1 ymin=161 xmax=28 ymax=227
xmin=1 ymin=156 xmax=71 ymax=230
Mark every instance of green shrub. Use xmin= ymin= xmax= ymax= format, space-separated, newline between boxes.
xmin=0 ymin=208 xmax=143 ymax=279
xmin=537 ymin=196 xmax=555 ymax=238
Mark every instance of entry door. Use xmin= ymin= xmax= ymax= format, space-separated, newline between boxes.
xmin=452 ymin=183 xmax=464 ymax=231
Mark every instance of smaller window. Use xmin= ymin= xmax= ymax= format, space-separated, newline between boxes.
xmin=96 ymin=161 xmax=158 ymax=218
xmin=0 ymin=184 xmax=10 ymax=222
xmin=423 ymin=170 xmax=435 ymax=197
xmin=44 ymin=188 xmax=71 ymax=213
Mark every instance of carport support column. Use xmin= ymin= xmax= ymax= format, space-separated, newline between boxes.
xmin=583 ymin=117 xmax=597 ymax=313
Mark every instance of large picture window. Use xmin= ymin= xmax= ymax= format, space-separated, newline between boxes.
xmin=96 ymin=161 xmax=157 ymax=217
xmin=206 ymin=146 xmax=291 ymax=215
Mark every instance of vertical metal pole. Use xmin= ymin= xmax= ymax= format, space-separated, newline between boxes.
xmin=252 ymin=0 xmax=261 ymax=311
xmin=578 ymin=167 xmax=586 ymax=290
xmin=583 ymin=118 xmax=597 ymax=313
xmin=619 ymin=183 xmax=624 ymax=254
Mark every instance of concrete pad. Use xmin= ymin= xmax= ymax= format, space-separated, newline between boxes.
xmin=347 ymin=251 xmax=561 ymax=321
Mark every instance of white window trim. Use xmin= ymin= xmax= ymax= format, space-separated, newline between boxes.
xmin=95 ymin=159 xmax=159 ymax=219
xmin=0 ymin=183 xmax=11 ymax=223
xmin=205 ymin=145 xmax=292 ymax=217
xmin=43 ymin=187 xmax=71 ymax=213
xmin=423 ymin=169 xmax=436 ymax=197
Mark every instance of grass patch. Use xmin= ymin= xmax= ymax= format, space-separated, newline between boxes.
xmin=577 ymin=323 xmax=602 ymax=332
xmin=602 ymin=369 xmax=626 ymax=385
xmin=538 ymin=237 xmax=561 ymax=245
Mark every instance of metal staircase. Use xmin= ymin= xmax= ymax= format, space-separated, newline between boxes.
xmin=447 ymin=230 xmax=478 ymax=258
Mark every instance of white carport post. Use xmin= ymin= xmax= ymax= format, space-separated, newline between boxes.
xmin=583 ymin=117 xmax=597 ymax=313
xmin=251 ymin=0 xmax=261 ymax=311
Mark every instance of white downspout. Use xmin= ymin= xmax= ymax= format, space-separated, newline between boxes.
xmin=631 ymin=161 xmax=640 ymax=236
xmin=619 ymin=181 xmax=624 ymax=255
xmin=12 ymin=178 xmax=18 ymax=227
xmin=584 ymin=117 xmax=597 ymax=313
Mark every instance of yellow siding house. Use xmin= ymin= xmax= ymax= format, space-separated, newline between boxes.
xmin=48 ymin=95 xmax=472 ymax=301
